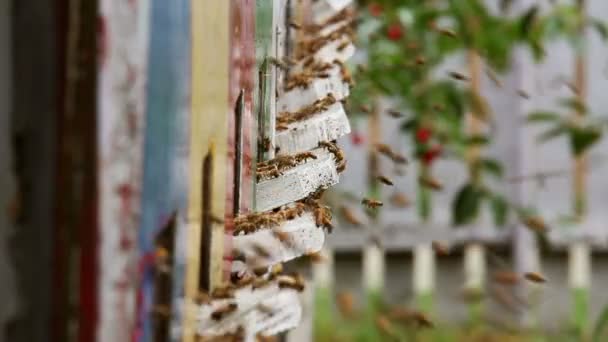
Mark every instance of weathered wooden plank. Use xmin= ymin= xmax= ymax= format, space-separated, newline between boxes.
xmin=182 ymin=1 xmax=231 ymax=341
xmin=255 ymin=148 xmax=340 ymax=212
xmin=98 ymin=0 xmax=150 ymax=340
xmin=134 ymin=1 xmax=189 ymax=341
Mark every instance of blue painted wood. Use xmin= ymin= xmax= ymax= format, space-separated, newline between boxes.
xmin=136 ymin=1 xmax=191 ymax=341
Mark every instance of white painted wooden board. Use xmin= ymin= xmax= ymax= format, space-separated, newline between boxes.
xmin=231 ymin=212 xmax=326 ymax=272
xmin=312 ymin=0 xmax=352 ymax=24
xmin=255 ymin=148 xmax=340 ymax=212
xmin=276 ymin=101 xmax=351 ymax=155
xmin=196 ymin=281 xmax=302 ymax=337
xmin=279 ymin=67 xmax=350 ymax=113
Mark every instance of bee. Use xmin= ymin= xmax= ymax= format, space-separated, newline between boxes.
xmin=376 ymin=175 xmax=394 ymax=186
xmin=448 ymin=71 xmax=469 ymax=81
xmin=288 ymin=20 xmax=302 ymax=30
xmin=356 ymin=64 xmax=367 ymax=73
xmin=432 ymin=241 xmax=450 ymax=256
xmin=156 ymin=246 xmax=169 ymax=260
xmin=394 ymin=153 xmax=409 ymax=165
xmin=337 ymin=40 xmax=350 ymax=51
xmin=524 ymin=272 xmax=547 ymax=283
xmin=253 ymin=266 xmax=269 ymax=277
xmin=252 ymin=243 xmax=272 ymax=258
xmin=211 ymin=214 xmax=225 ymax=225
xmin=419 ymin=175 xmax=443 ymax=191
xmin=390 ymin=192 xmax=411 ymax=208
xmin=340 ymin=206 xmax=362 ymax=226
xmin=410 ymin=311 xmax=434 ymax=328
xmin=386 ymin=109 xmax=403 ymax=118
xmin=195 ymin=291 xmax=211 ymax=305
xmin=375 ymin=315 xmax=395 ymax=336
xmin=270 ymin=263 xmax=283 ymax=276
xmin=485 ymin=68 xmax=503 ymax=88
xmin=360 ymin=104 xmax=371 ymax=114
xmin=268 ymin=57 xmax=289 ymax=70
xmin=432 ymin=104 xmax=445 ymax=112
xmin=234 ymin=274 xmax=254 ymax=288
xmin=490 ymin=285 xmax=518 ymax=312
xmin=361 ymin=198 xmax=383 ymax=209
xmin=317 ymin=72 xmax=330 ymax=78
xmin=277 ymin=274 xmax=305 ymax=292
xmin=517 ymin=89 xmax=530 ymax=99
xmin=336 ymin=291 xmax=355 ymax=318
xmin=376 ymin=143 xmax=395 ymax=158
xmin=492 ymin=270 xmax=520 ymax=285
xmin=210 ymin=303 xmax=238 ymax=321
xmin=211 ymin=286 xmax=235 ymax=299
xmin=276 ymin=122 xmax=289 ymax=131
xmin=295 ymin=151 xmax=317 ymax=162
xmin=272 ymin=230 xmax=291 ymax=245
xmin=436 ymin=28 xmax=457 ymax=38
xmin=305 ymin=251 xmax=326 ymax=263
xmin=415 ymin=55 xmax=426 ymax=66
xmin=522 ymin=215 xmax=548 ymax=232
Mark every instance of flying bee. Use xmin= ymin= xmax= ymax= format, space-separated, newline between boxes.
xmin=340 ymin=206 xmax=362 ymax=226
xmin=448 ymin=71 xmax=469 ymax=81
xmin=210 ymin=303 xmax=238 ymax=321
xmin=419 ymin=175 xmax=443 ymax=191
xmin=392 ymin=152 xmax=408 ymax=164
xmin=356 ymin=64 xmax=367 ymax=73
xmin=288 ymin=21 xmax=302 ymax=30
xmin=362 ymin=198 xmax=383 ymax=209
xmin=252 ymin=243 xmax=272 ymax=258
xmin=436 ymin=27 xmax=457 ymax=38
xmin=234 ymin=274 xmax=254 ymax=288
xmin=317 ymin=72 xmax=330 ymax=78
xmin=276 ymin=122 xmax=289 ymax=131
xmin=517 ymin=89 xmax=530 ymax=99
xmin=375 ymin=315 xmax=395 ymax=336
xmin=432 ymin=104 xmax=445 ymax=112
xmin=386 ymin=109 xmax=403 ymax=118
xmin=524 ymin=272 xmax=547 ymax=283
xmin=485 ymin=68 xmax=503 ymax=88
xmin=359 ymin=104 xmax=371 ymax=114
xmin=272 ymin=230 xmax=291 ymax=245
xmin=377 ymin=175 xmax=394 ymax=186
xmin=522 ymin=215 xmax=548 ymax=232
xmin=410 ymin=311 xmax=434 ymax=328
xmin=270 ymin=263 xmax=283 ymax=276
xmin=390 ymin=192 xmax=411 ymax=208
xmin=493 ymin=270 xmax=520 ymax=285
xmin=490 ymin=285 xmax=518 ymax=312
xmin=336 ymin=291 xmax=355 ymax=318
xmin=432 ymin=241 xmax=450 ymax=256
xmin=376 ymin=143 xmax=395 ymax=159
xmin=415 ymin=55 xmax=426 ymax=66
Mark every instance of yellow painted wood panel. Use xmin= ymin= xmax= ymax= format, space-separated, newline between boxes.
xmin=182 ymin=1 xmax=230 ymax=341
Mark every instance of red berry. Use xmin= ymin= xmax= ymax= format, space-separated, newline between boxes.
xmin=415 ymin=127 xmax=432 ymax=143
xmin=368 ymin=3 xmax=383 ymax=17
xmin=351 ymin=131 xmax=364 ymax=146
xmin=421 ymin=146 xmax=442 ymax=165
xmin=387 ymin=23 xmax=404 ymax=41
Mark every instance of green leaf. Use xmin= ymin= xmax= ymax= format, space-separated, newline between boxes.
xmin=452 ymin=183 xmax=484 ymax=226
xmin=479 ymin=158 xmax=503 ymax=178
xmin=491 ymin=195 xmax=509 ymax=227
xmin=590 ymin=19 xmax=608 ymax=41
xmin=538 ymin=123 xmax=568 ymax=142
xmin=569 ymin=126 xmax=602 ymax=156
xmin=559 ymin=97 xmax=587 ymax=114
xmin=400 ymin=118 xmax=418 ymax=132
xmin=593 ymin=304 xmax=608 ymax=342
xmin=527 ymin=111 xmax=561 ymax=123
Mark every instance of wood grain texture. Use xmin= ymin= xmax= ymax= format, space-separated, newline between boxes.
xmin=182 ymin=2 xmax=230 ymax=341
